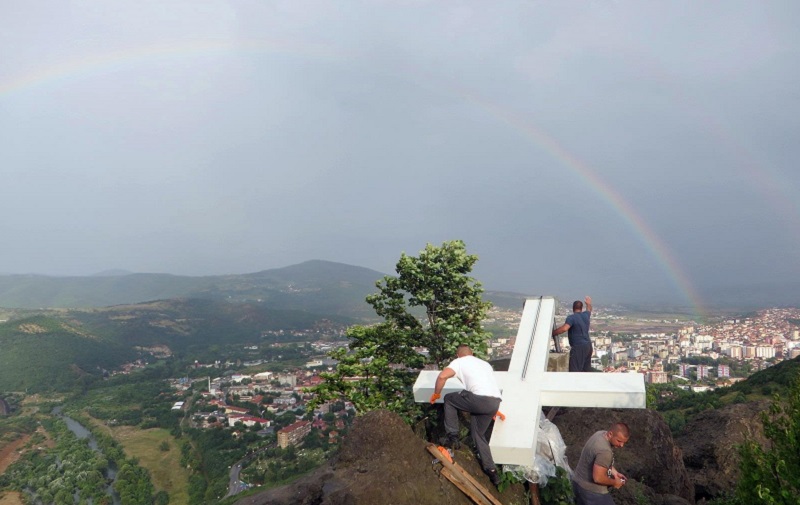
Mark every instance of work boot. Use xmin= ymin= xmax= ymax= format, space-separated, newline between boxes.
xmin=486 ymin=468 xmax=501 ymax=487
xmin=438 ymin=434 xmax=461 ymax=450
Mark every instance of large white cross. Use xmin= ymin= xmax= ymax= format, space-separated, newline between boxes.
xmin=413 ymin=296 xmax=646 ymax=467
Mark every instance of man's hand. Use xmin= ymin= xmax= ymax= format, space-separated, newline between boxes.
xmin=609 ymin=468 xmax=626 ymax=488
xmin=429 ymin=393 xmax=441 ymax=404
xmin=584 ymin=296 xmax=592 ymax=312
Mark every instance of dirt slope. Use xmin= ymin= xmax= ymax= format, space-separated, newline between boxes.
xmin=236 ymin=409 xmax=525 ymax=505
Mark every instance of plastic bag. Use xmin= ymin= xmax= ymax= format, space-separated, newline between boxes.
xmin=503 ymin=411 xmax=572 ymax=486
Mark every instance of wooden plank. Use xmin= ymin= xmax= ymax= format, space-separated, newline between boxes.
xmin=440 ymin=467 xmax=492 ymax=505
xmin=448 ymin=464 xmax=503 ymax=505
xmin=426 ymin=444 xmax=502 ymax=505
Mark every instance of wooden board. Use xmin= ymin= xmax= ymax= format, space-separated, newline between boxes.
xmin=426 ymin=444 xmax=502 ymax=505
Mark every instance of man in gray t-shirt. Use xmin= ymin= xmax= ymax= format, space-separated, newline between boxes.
xmin=572 ymin=423 xmax=630 ymax=505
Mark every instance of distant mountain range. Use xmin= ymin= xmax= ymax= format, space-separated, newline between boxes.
xmin=0 ymin=260 xmax=530 ymax=315
xmin=0 ymin=260 xmax=532 ymax=393
xmin=0 ymin=261 xmax=382 ymax=316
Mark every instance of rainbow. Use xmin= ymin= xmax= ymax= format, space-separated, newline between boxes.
xmin=457 ymin=90 xmax=708 ymax=318
xmin=0 ymin=38 xmax=337 ymax=97
xmin=628 ymin=54 xmax=800 ymax=246
xmin=0 ymin=39 xmax=708 ymax=316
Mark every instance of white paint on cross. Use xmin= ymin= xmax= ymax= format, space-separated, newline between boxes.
xmin=413 ymin=296 xmax=646 ymax=467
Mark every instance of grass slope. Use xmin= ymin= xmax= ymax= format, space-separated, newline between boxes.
xmin=105 ymin=424 xmax=190 ymax=505
xmin=0 ymin=316 xmax=133 ymax=392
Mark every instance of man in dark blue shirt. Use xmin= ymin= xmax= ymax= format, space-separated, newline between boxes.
xmin=553 ymin=296 xmax=593 ymax=372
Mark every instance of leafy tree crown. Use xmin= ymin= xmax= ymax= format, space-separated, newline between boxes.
xmin=307 ymin=240 xmax=492 ymax=421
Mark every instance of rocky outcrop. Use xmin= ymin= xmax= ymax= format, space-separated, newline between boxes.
xmin=237 ymin=409 xmax=526 ymax=505
xmin=552 ymin=407 xmax=694 ymax=505
xmin=674 ymin=400 xmax=769 ymax=501
xmin=237 ymin=401 xmax=774 ymax=505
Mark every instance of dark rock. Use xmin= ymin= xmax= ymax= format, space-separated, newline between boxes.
xmin=674 ymin=400 xmax=769 ymax=501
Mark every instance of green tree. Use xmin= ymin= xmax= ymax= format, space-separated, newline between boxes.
xmin=663 ymin=410 xmax=686 ymax=435
xmin=366 ymin=240 xmax=492 ymax=368
xmin=307 ymin=240 xmax=492 ymax=421
xmin=733 ymin=373 xmax=800 ymax=504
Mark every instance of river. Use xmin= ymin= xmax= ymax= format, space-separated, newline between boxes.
xmin=53 ymin=407 xmax=122 ymax=505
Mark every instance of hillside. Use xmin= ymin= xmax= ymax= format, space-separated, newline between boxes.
xmin=0 ymin=261 xmax=386 ymax=317
xmin=0 ymin=260 xmax=530 ymax=316
xmin=0 ymin=299 xmax=354 ymax=393
xmin=0 ymin=315 xmax=134 ymax=392
xmin=70 ymin=298 xmax=354 ymax=350
xmin=0 ymin=261 xmax=531 ymax=394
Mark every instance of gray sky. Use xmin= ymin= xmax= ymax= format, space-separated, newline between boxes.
xmin=1 ymin=1 xmax=799 ymax=308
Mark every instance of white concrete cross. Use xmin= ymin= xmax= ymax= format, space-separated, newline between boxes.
xmin=413 ymin=296 xmax=646 ymax=467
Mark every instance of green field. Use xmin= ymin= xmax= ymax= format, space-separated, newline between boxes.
xmin=95 ymin=422 xmax=190 ymax=505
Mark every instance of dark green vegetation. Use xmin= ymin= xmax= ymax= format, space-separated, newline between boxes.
xmin=0 ymin=259 xmax=527 ymax=395
xmin=0 ymin=417 xmax=113 ymax=505
xmin=705 ymin=371 xmax=800 ymax=505
xmin=70 ymin=298 xmax=352 ymax=353
xmin=732 ymin=374 xmax=800 ymax=504
xmin=650 ymin=355 xmax=800 ymax=434
xmin=0 ymin=315 xmax=135 ymax=392
xmin=308 ymin=240 xmax=492 ymax=422
xmin=69 ymin=366 xmax=184 ymax=429
xmin=538 ymin=466 xmax=574 ymax=505
xmin=0 ymin=411 xmax=37 ymax=448
xmin=0 ymin=413 xmax=165 ymax=505
xmin=0 ymin=298 xmax=351 ymax=393
xmin=239 ymin=443 xmax=332 ymax=490
xmin=1 ymin=358 xmax=267 ymax=504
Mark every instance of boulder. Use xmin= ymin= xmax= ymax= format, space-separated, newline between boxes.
xmin=674 ymin=400 xmax=769 ymax=501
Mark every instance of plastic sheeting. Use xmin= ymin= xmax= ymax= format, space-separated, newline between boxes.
xmin=502 ymin=411 xmax=572 ymax=486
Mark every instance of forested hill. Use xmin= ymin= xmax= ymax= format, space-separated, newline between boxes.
xmin=0 ymin=260 xmax=384 ymax=317
xmin=0 ymin=260 xmax=530 ymax=316
xmin=0 ymin=298 xmax=355 ymax=393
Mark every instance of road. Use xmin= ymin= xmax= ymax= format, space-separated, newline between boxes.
xmin=224 ymin=462 xmax=249 ymax=498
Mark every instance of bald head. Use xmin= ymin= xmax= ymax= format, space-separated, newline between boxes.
xmin=610 ymin=422 xmax=629 ymax=437
xmin=606 ymin=422 xmax=630 ymax=448
xmin=456 ymin=345 xmax=473 ymax=358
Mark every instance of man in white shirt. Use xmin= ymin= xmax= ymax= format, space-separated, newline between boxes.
xmin=430 ymin=345 xmax=503 ymax=485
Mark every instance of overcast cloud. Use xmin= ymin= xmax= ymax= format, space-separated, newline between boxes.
xmin=1 ymin=1 xmax=798 ymax=308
